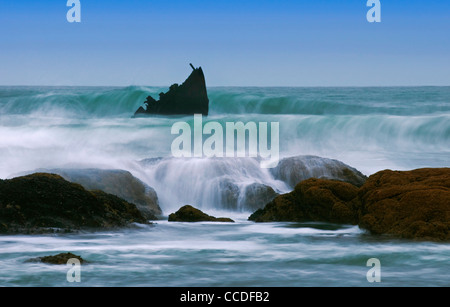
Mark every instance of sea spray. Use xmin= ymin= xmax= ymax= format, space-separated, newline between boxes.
xmin=0 ymin=86 xmax=448 ymax=185
xmin=171 ymin=114 xmax=280 ymax=168
xmin=137 ymin=157 xmax=290 ymax=213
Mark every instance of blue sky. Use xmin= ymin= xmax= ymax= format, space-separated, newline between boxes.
xmin=0 ymin=0 xmax=449 ymax=86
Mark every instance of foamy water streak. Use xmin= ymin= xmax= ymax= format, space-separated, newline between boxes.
xmin=135 ymin=157 xmax=289 ymax=213
xmin=0 ymin=220 xmax=449 ymax=286
xmin=0 ymin=86 xmax=449 ymax=203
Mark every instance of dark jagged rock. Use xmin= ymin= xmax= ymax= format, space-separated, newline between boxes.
xmin=134 ymin=64 xmax=209 ymax=116
xmin=26 ymin=252 xmax=86 ymax=265
xmin=168 ymin=205 xmax=234 ymax=223
xmin=248 ymin=178 xmax=359 ymax=224
xmin=0 ymin=173 xmax=150 ymax=234
xmin=271 ymin=155 xmax=367 ymax=188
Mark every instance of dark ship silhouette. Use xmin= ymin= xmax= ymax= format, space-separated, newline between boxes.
xmin=134 ymin=64 xmax=209 ymax=117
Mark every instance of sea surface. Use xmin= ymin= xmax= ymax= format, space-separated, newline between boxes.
xmin=0 ymin=86 xmax=449 ymax=286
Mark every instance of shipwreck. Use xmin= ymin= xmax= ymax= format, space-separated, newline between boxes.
xmin=133 ymin=64 xmax=209 ymax=117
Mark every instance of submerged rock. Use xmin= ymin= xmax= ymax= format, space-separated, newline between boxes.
xmin=358 ymin=168 xmax=450 ymax=241
xmin=168 ymin=205 xmax=234 ymax=223
xmin=271 ymin=155 xmax=367 ymax=188
xmin=134 ymin=64 xmax=209 ymax=116
xmin=0 ymin=173 xmax=150 ymax=234
xmin=218 ymin=179 xmax=241 ymax=210
xmin=218 ymin=180 xmax=279 ymax=211
xmin=26 ymin=252 xmax=86 ymax=265
xmin=242 ymin=183 xmax=279 ymax=212
xmin=249 ymin=178 xmax=359 ymax=224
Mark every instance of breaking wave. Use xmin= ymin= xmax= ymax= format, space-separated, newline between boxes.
xmin=1 ymin=86 xmax=450 ymax=117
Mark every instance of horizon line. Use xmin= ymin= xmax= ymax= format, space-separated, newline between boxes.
xmin=1 ymin=84 xmax=449 ymax=88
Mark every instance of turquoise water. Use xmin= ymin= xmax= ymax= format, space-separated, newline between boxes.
xmin=0 ymin=86 xmax=449 ymax=286
xmin=1 ymin=86 xmax=449 ymax=117
xmin=1 ymin=217 xmax=449 ymax=287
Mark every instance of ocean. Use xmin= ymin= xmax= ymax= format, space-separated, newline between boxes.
xmin=0 ymin=86 xmax=449 ymax=286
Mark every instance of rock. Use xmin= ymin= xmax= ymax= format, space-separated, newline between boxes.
xmin=248 ymin=178 xmax=359 ymax=224
xmin=133 ymin=64 xmax=209 ymax=116
xmin=168 ymin=205 xmax=234 ymax=223
xmin=0 ymin=173 xmax=150 ymax=234
xmin=26 ymin=252 xmax=86 ymax=265
xmin=358 ymin=168 xmax=450 ymax=241
xmin=270 ymin=155 xmax=367 ymax=188
xmin=218 ymin=180 xmax=279 ymax=211
xmin=241 ymin=183 xmax=279 ymax=212
xmin=15 ymin=168 xmax=162 ymax=219
xmin=249 ymin=167 xmax=450 ymax=241
xmin=47 ymin=168 xmax=161 ymax=219
xmin=218 ymin=179 xmax=241 ymax=210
